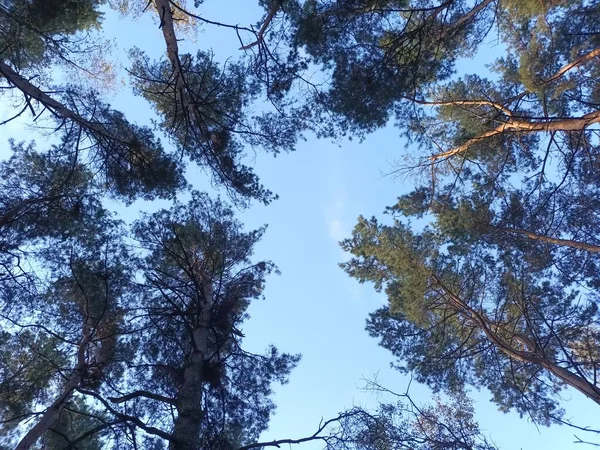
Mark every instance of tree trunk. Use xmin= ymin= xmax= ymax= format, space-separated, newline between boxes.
xmin=432 ymin=275 xmax=600 ymax=406
xmin=15 ymin=328 xmax=91 ymax=450
xmin=0 ymin=60 xmax=133 ymax=147
xmin=170 ymin=279 xmax=213 ymax=450
xmin=153 ymin=0 xmax=188 ymax=107
xmin=497 ymin=227 xmax=600 ymax=253
xmin=15 ymin=374 xmax=81 ymax=450
xmin=151 ymin=0 xmax=209 ymax=139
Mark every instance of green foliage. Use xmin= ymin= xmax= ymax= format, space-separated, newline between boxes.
xmin=0 ymin=157 xmax=134 ymax=447
xmin=322 ymin=393 xmax=498 ymax=450
xmin=0 ymin=0 xmax=314 ymax=445
xmin=0 ymin=0 xmax=104 ymax=69
xmin=56 ymin=90 xmax=187 ymax=202
xmin=282 ymin=0 xmax=496 ymax=134
xmin=343 ymin=186 xmax=600 ymax=423
xmin=275 ymin=0 xmax=600 ymax=428
xmin=409 ymin=395 xmax=497 ymax=450
xmin=119 ymin=192 xmax=299 ymax=448
xmin=0 ymin=140 xmax=95 ymax=241
xmin=129 ymin=50 xmax=298 ymax=205
xmin=0 ymin=332 xmax=68 ymax=447
xmin=12 ymin=0 xmax=600 ymax=446
xmin=0 ymin=0 xmax=319 ymax=448
xmin=41 ymin=398 xmax=107 ymax=450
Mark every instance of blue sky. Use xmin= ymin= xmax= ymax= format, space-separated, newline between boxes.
xmin=1 ymin=0 xmax=597 ymax=448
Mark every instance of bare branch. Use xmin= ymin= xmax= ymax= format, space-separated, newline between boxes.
xmin=543 ymin=47 xmax=600 ymax=85
xmin=236 ymin=410 xmax=365 ymax=450
xmin=497 ymin=227 xmax=600 ymax=253
xmin=108 ymin=390 xmax=177 ymax=406
xmin=411 ymin=97 xmax=513 ymax=116
xmin=431 ymin=274 xmax=600 ymax=405
xmin=240 ymin=1 xmax=282 ymax=51
xmin=76 ymin=388 xmax=175 ymax=443
xmin=430 ymin=110 xmax=600 ymax=161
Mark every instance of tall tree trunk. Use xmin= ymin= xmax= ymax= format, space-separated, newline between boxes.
xmin=497 ymin=227 xmax=600 ymax=253
xmin=15 ymin=375 xmax=80 ymax=450
xmin=170 ymin=280 xmax=213 ymax=450
xmin=151 ymin=0 xmax=234 ymax=188
xmin=15 ymin=328 xmax=92 ymax=450
xmin=151 ymin=0 xmax=211 ymax=140
xmin=431 ymin=109 xmax=600 ymax=160
xmin=432 ymin=275 xmax=600 ymax=406
xmin=153 ymin=0 xmax=189 ymax=109
xmin=0 ymin=61 xmax=117 ymax=142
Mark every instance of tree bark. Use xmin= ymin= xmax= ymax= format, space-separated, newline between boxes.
xmin=153 ymin=0 xmax=188 ymax=108
xmin=151 ymin=0 xmax=234 ymax=189
xmin=169 ymin=277 xmax=213 ymax=450
xmin=15 ymin=375 xmax=81 ymax=450
xmin=0 ymin=60 xmax=132 ymax=147
xmin=239 ymin=1 xmax=282 ymax=50
xmin=443 ymin=0 xmax=495 ymax=33
xmin=15 ymin=328 xmax=92 ymax=450
xmin=430 ymin=109 xmax=600 ymax=160
xmin=431 ymin=275 xmax=600 ymax=406
xmin=108 ymin=390 xmax=177 ymax=405
xmin=497 ymin=227 xmax=600 ymax=253
xmin=427 ymin=46 xmax=600 ymax=162
xmin=542 ymin=47 xmax=600 ymax=85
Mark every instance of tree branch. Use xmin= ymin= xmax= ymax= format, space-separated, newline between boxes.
xmin=430 ymin=274 xmax=600 ymax=405
xmin=108 ymin=390 xmax=177 ymax=406
xmin=410 ymin=97 xmax=514 ymax=116
xmin=497 ymin=227 xmax=600 ymax=253
xmin=240 ymin=1 xmax=282 ymax=50
xmin=430 ymin=110 xmax=600 ymax=161
xmin=0 ymin=60 xmax=136 ymax=148
xmin=236 ymin=410 xmax=365 ymax=450
xmin=76 ymin=388 xmax=175 ymax=443
xmin=542 ymin=47 xmax=600 ymax=85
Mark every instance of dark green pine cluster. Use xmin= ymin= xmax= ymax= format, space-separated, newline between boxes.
xmin=0 ymin=2 xmax=300 ymax=449
xmin=2 ymin=0 xmax=600 ymax=448
xmin=291 ymin=0 xmax=600 ymax=428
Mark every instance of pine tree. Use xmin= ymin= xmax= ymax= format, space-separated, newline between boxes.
xmin=107 ymin=193 xmax=300 ymax=449
xmin=264 ymin=0 xmax=600 ymax=429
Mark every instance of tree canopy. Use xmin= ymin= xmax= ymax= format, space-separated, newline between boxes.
xmin=270 ymin=0 xmax=600 ymax=434
xmin=0 ymin=1 xmax=307 ymax=447
xmin=2 ymin=0 xmax=600 ymax=448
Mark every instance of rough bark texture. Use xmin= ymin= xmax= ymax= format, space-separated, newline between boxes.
xmin=15 ymin=328 xmax=92 ymax=450
xmin=170 ymin=278 xmax=213 ymax=450
xmin=432 ymin=275 xmax=600 ymax=406
xmin=0 ymin=60 xmax=134 ymax=147
xmin=498 ymin=227 xmax=600 ymax=253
